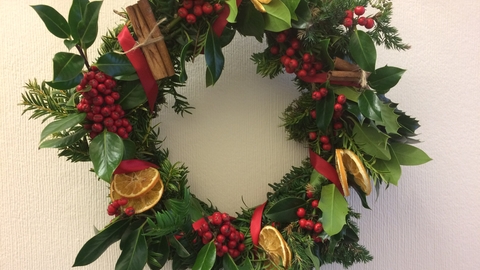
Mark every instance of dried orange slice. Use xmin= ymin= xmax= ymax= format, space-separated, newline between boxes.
xmin=259 ymin=225 xmax=292 ymax=269
xmin=110 ymin=177 xmax=164 ymax=214
xmin=112 ymin=167 xmax=159 ymax=198
xmin=335 ymin=149 xmax=371 ymax=196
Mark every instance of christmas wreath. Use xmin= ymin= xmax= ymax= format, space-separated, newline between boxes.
xmin=21 ymin=0 xmax=431 ymax=269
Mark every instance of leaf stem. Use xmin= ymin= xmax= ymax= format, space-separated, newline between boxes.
xmin=76 ymin=45 xmax=90 ymax=70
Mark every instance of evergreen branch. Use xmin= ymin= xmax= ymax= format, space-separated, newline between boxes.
xmin=369 ymin=0 xmax=410 ymax=50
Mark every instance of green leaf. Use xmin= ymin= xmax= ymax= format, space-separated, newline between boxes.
xmin=225 ymin=0 xmax=239 ymax=23
xmin=64 ymin=39 xmax=78 ymax=50
xmin=368 ymin=66 xmax=406 ymax=94
xmin=115 ymin=226 xmax=148 ymax=270
xmin=96 ymin=52 xmax=136 ymax=77
xmin=333 ymin=86 xmax=361 ymax=102
xmin=378 ymin=101 xmax=401 ymax=135
xmin=179 ymin=40 xmax=194 ymax=83
xmin=89 ymin=131 xmax=124 ymax=182
xmin=263 ymin=0 xmax=292 ymax=32
xmin=352 ymin=122 xmax=391 ymax=160
xmin=349 ymin=30 xmax=376 ymax=72
xmin=358 ymin=90 xmax=383 ymax=122
xmin=115 ymin=73 xmax=139 ymax=81
xmin=52 ymin=52 xmax=84 ymax=82
xmin=147 ymin=236 xmax=169 ymax=269
xmin=291 ymin=0 xmax=311 ymax=29
xmin=390 ymin=143 xmax=431 ymax=166
xmin=192 ymin=241 xmax=216 ymax=270
xmin=117 ymin=81 xmax=147 ymax=110
xmin=31 ymin=5 xmax=70 ymax=39
xmin=372 ymin=146 xmax=401 ymax=185
xmin=223 ymin=254 xmax=239 ymax=270
xmin=236 ymin=3 xmax=265 ymax=42
xmin=315 ymin=39 xmax=334 ymax=70
xmin=204 ymin=27 xmax=225 ymax=86
xmin=281 ymin=0 xmax=301 ymax=20
xmin=265 ymin=197 xmax=306 ymax=223
xmin=46 ymin=73 xmax=83 ymax=90
xmin=122 ymin=139 xmax=136 ymax=160
xmin=40 ymin=113 xmax=86 ymax=142
xmin=77 ymin=0 xmax=103 ymax=49
xmin=68 ymin=0 xmax=89 ymax=42
xmin=304 ymin=246 xmax=320 ymax=270
xmin=351 ymin=184 xmax=370 ymax=209
xmin=167 ymin=235 xmax=190 ymax=258
xmin=315 ymin=88 xmax=335 ymax=132
xmin=318 ymin=184 xmax=349 ymax=236
xmin=73 ymin=219 xmax=129 ymax=266
xmin=39 ymin=128 xmax=87 ymax=148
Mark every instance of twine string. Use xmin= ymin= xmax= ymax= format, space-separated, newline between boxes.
xmin=116 ymin=18 xmax=166 ymax=55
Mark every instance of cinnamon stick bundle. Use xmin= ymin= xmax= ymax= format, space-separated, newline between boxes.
xmin=328 ymin=71 xmax=363 ymax=82
xmin=333 ymin=57 xmax=359 ymax=72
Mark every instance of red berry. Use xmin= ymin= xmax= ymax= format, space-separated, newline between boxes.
xmin=302 ymin=63 xmax=312 ymax=71
xmin=76 ymin=85 xmax=84 ymax=92
xmin=85 ymin=71 xmax=95 ymax=80
xmin=290 ymin=38 xmax=300 ymax=50
xmin=213 ymin=3 xmax=223 ymax=13
xmin=193 ymin=5 xmax=203 ymax=17
xmin=91 ymin=123 xmax=103 ymax=133
xmin=220 ymin=224 xmax=231 ymax=236
xmin=308 ymin=132 xmax=317 ymax=141
xmin=354 ymin=6 xmax=365 ymax=16
xmin=296 ymin=207 xmax=306 ymax=218
xmin=105 ymin=95 xmax=115 ymax=105
xmin=94 ymin=72 xmax=106 ymax=83
xmin=343 ymin=17 xmax=353 ymax=28
xmin=202 ymin=231 xmax=213 ymax=244
xmin=314 ymin=62 xmax=323 ymax=71
xmin=185 ymin=14 xmax=196 ymax=24
xmin=104 ymin=79 xmax=116 ymax=89
xmin=308 ymin=68 xmax=317 ymax=76
xmin=281 ymin=56 xmax=291 ymax=66
xmin=202 ymin=2 xmax=213 ymax=15
xmin=107 ymin=126 xmax=117 ymax=133
xmin=345 ymin=10 xmax=353 ymax=19
xmin=314 ymin=222 xmax=323 ymax=233
xmin=299 ymin=218 xmax=307 ymax=228
xmin=365 ymin=18 xmax=375 ymax=29
xmin=285 ymin=67 xmax=295 ymax=74
xmin=111 ymin=92 xmax=120 ymax=100
xmin=276 ymin=33 xmax=286 ymax=43
xmin=333 ymin=122 xmax=343 ymax=130
xmin=212 ymin=212 xmax=222 ymax=226
xmin=322 ymin=143 xmax=332 ymax=151
xmin=305 ymin=220 xmax=314 ymax=230
xmin=319 ymin=87 xmax=328 ymax=97
xmin=306 ymin=190 xmax=314 ymax=198
xmin=111 ymin=111 xmax=120 ymax=120
xmin=104 ymin=117 xmax=114 ymax=127
xmin=337 ymin=94 xmax=346 ymax=104
xmin=320 ymin=135 xmax=329 ymax=144
xmin=311 ymin=199 xmax=319 ymax=208
xmin=227 ymin=240 xmax=237 ymax=249
xmin=118 ymin=198 xmax=128 ymax=206
xmin=124 ymin=206 xmax=135 ymax=216
xmin=88 ymin=79 xmax=99 ymax=89
xmin=100 ymin=107 xmax=111 ymax=117
xmin=178 ymin=7 xmax=188 ymax=18
xmin=302 ymin=53 xmax=313 ymax=63
xmin=334 ymin=103 xmax=343 ymax=112
xmin=237 ymin=243 xmax=245 ymax=252
xmin=312 ymin=91 xmax=322 ymax=101
xmin=270 ymin=46 xmax=279 ymax=55
xmin=117 ymin=127 xmax=128 ymax=138
xmin=90 ymin=66 xmax=99 ymax=72
xmin=288 ymin=58 xmax=299 ymax=69
xmin=285 ymin=47 xmax=295 ymax=57
xmin=216 ymin=234 xmax=226 ymax=243
xmin=93 ymin=114 xmax=103 ymax=123
xmin=297 ymin=69 xmax=307 ymax=77
xmin=92 ymin=96 xmax=104 ymax=106
xmin=310 ymin=110 xmax=316 ymax=119
xmin=183 ymin=0 xmax=193 ymax=9
xmin=357 ymin=16 xmax=366 ymax=26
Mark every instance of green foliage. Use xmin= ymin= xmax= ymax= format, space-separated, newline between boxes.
xmin=89 ymin=131 xmax=124 ymax=182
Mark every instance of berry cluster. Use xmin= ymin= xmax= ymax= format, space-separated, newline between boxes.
xmin=269 ymin=30 xmax=324 ymax=77
xmin=343 ymin=6 xmax=375 ymax=29
xmin=295 ymin=191 xmax=324 ymax=243
xmin=177 ymin=0 xmax=224 ymax=24
xmin=197 ymin=212 xmax=246 ymax=258
xmin=75 ymin=67 xmax=132 ymax=139
xmin=107 ymin=198 xmax=135 ymax=216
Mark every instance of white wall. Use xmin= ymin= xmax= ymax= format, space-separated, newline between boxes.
xmin=1 ymin=0 xmax=479 ymax=269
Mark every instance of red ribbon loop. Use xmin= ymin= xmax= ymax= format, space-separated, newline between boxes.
xmin=309 ymin=149 xmax=344 ymax=195
xmin=113 ymin=159 xmax=159 ymax=174
xmin=117 ymin=26 xmax=158 ymax=112
xmin=250 ymin=202 xmax=267 ymax=246
xmin=301 ymin=73 xmax=361 ymax=87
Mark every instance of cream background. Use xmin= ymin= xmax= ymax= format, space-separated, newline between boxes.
xmin=1 ymin=0 xmax=479 ymax=269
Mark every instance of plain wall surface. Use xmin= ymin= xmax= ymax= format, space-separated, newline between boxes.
xmin=1 ymin=0 xmax=479 ymax=269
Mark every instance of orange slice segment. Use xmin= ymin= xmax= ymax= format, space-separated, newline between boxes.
xmin=335 ymin=149 xmax=371 ymax=196
xmin=112 ymin=167 xmax=159 ymax=198
xmin=110 ymin=177 xmax=164 ymax=214
xmin=259 ymin=225 xmax=292 ymax=269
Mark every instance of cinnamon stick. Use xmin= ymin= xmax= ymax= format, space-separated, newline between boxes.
xmin=328 ymin=71 xmax=363 ymax=82
xmin=137 ymin=0 xmax=175 ymax=77
xmin=126 ymin=4 xmax=168 ymax=80
xmin=333 ymin=57 xmax=359 ymax=72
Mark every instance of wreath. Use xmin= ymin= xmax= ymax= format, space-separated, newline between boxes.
xmin=21 ymin=0 xmax=431 ymax=269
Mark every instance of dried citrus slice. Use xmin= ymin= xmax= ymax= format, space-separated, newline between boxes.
xmin=259 ymin=225 xmax=292 ymax=269
xmin=110 ymin=177 xmax=164 ymax=214
xmin=112 ymin=167 xmax=159 ymax=198
xmin=335 ymin=149 xmax=371 ymax=196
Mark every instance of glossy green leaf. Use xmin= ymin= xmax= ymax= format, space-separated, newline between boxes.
xmin=263 ymin=0 xmax=291 ymax=32
xmin=68 ymin=0 xmax=89 ymax=41
xmin=52 ymin=52 xmax=84 ymax=82
xmin=319 ymin=184 xmax=348 ymax=236
xmin=315 ymin=88 xmax=335 ymax=132
xmin=351 ymin=184 xmax=370 ymax=209
xmin=204 ymin=27 xmax=224 ymax=86
xmin=117 ymin=81 xmax=147 ymax=110
xmin=368 ymin=66 xmax=405 ymax=94
xmin=349 ymin=30 xmax=376 ymax=72
xmin=46 ymin=73 xmax=83 ymax=90
xmin=31 ymin=5 xmax=70 ymax=39
xmin=40 ymin=113 xmax=85 ymax=142
xmin=77 ymin=0 xmax=103 ymax=49
xmin=390 ymin=143 xmax=431 ymax=166
xmin=192 ymin=241 xmax=216 ymax=270
xmin=265 ymin=197 xmax=306 ymax=223
xmin=333 ymin=86 xmax=361 ymax=102
xmin=291 ymin=0 xmax=311 ymax=28
xmin=115 ymin=226 xmax=148 ymax=270
xmin=223 ymin=254 xmax=239 ymax=270
xmin=39 ymin=128 xmax=87 ymax=148
xmin=64 ymin=39 xmax=78 ymax=50
xmin=304 ymin=246 xmax=320 ymax=270
xmin=358 ymin=90 xmax=383 ymax=122
xmin=238 ymin=258 xmax=254 ymax=270
xmin=225 ymin=0 xmax=239 ymax=23
xmin=378 ymin=101 xmax=401 ymax=135
xmin=309 ymin=170 xmax=324 ymax=189
xmin=73 ymin=219 xmax=129 ymax=266
xmin=179 ymin=40 xmax=194 ymax=83
xmin=89 ymin=131 xmax=124 ymax=182
xmin=147 ymin=236 xmax=169 ymax=269
xmin=236 ymin=3 xmax=265 ymax=42
xmin=372 ymin=146 xmax=401 ymax=185
xmin=115 ymin=73 xmax=139 ymax=81
xmin=282 ymin=0 xmax=301 ymax=20
xmin=96 ymin=52 xmax=136 ymax=77
xmin=352 ymin=122 xmax=391 ymax=160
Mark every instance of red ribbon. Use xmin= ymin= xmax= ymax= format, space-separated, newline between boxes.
xmin=212 ymin=0 xmax=242 ymax=37
xmin=250 ymin=202 xmax=267 ymax=246
xmin=309 ymin=149 xmax=344 ymax=195
xmin=192 ymin=217 xmax=208 ymax=232
xmin=301 ymin=73 xmax=360 ymax=87
xmin=113 ymin=159 xmax=159 ymax=174
xmin=117 ymin=26 xmax=158 ymax=112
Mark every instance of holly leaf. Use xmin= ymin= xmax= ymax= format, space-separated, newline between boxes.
xmin=265 ymin=197 xmax=306 ymax=223
xmin=236 ymin=3 xmax=265 ymax=42
xmin=390 ymin=142 xmax=431 ymax=165
xmin=378 ymin=101 xmax=401 ymax=135
xmin=31 ymin=5 xmax=70 ymax=39
xmin=204 ymin=27 xmax=225 ymax=86
xmin=115 ymin=226 xmax=148 ymax=270
xmin=352 ymin=122 xmax=391 ymax=160
xmin=52 ymin=52 xmax=84 ymax=82
xmin=68 ymin=0 xmax=89 ymax=42
xmin=358 ymin=90 xmax=383 ymax=122
xmin=349 ymin=30 xmax=376 ymax=72
xmin=281 ymin=0 xmax=301 ymax=20
xmin=73 ymin=219 xmax=130 ymax=266
xmin=315 ymin=88 xmax=335 ymax=132
xmin=96 ymin=52 xmax=136 ymax=77
xmin=89 ymin=131 xmax=124 ymax=182
xmin=77 ymin=0 xmax=103 ymax=49
xmin=117 ymin=81 xmax=147 ymax=110
xmin=368 ymin=66 xmax=406 ymax=94
xmin=263 ymin=0 xmax=291 ymax=32
xmin=39 ymin=128 xmax=87 ymax=149
xmin=46 ymin=73 xmax=83 ymax=90
xmin=225 ymin=0 xmax=239 ymax=23
xmin=222 ymin=254 xmax=239 ymax=270
xmin=318 ymin=184 xmax=348 ymax=236
xmin=192 ymin=241 xmax=216 ymax=270
xmin=372 ymin=146 xmax=401 ymax=185
xmin=40 ymin=113 xmax=86 ymax=142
